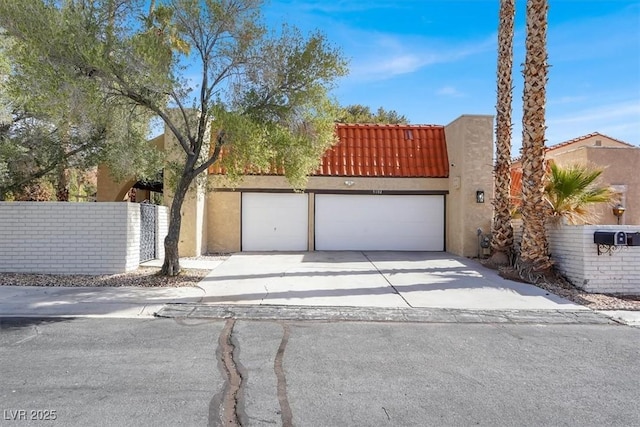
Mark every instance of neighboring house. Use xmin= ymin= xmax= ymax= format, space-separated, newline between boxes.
xmin=98 ymin=115 xmax=494 ymax=257
xmin=511 ymin=132 xmax=640 ymax=225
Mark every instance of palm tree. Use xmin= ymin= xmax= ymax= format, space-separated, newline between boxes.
xmin=489 ymin=0 xmax=515 ymax=267
xmin=519 ymin=0 xmax=552 ymax=279
xmin=544 ymin=163 xmax=616 ymax=224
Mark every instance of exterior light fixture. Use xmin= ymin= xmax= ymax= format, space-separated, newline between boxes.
xmin=476 ymin=190 xmax=485 ymax=203
xmin=612 ymin=204 xmax=626 ymax=225
xmin=344 ymin=180 xmax=355 ymax=187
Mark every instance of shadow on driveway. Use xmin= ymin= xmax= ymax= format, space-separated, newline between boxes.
xmin=198 ymin=251 xmax=585 ymax=310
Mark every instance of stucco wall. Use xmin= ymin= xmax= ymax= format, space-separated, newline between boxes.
xmin=211 ymin=175 xmax=449 ymax=192
xmin=96 ymin=164 xmax=135 ymax=202
xmin=207 ymin=175 xmax=450 ymax=253
xmin=444 ymin=115 xmax=494 ymax=257
xmin=96 ymin=134 xmax=164 ymax=202
xmin=550 ymin=146 xmax=640 ymax=225
xmin=0 ymin=202 xmax=141 ymax=274
xmin=207 ymin=191 xmax=241 ymax=253
xmin=547 ymin=134 xmax=631 ymax=153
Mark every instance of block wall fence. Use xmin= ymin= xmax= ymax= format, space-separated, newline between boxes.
xmin=156 ymin=207 xmax=168 ymax=261
xmin=512 ymin=220 xmax=640 ymax=295
xmin=0 ymin=202 xmax=168 ymax=275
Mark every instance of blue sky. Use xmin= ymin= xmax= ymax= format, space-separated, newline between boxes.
xmin=264 ymin=0 xmax=640 ymax=155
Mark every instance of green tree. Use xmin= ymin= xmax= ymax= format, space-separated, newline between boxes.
xmin=337 ymin=104 xmax=408 ymax=124
xmin=0 ymin=0 xmax=347 ymax=275
xmin=0 ymin=26 xmax=157 ymax=200
xmin=544 ymin=163 xmax=616 ymax=225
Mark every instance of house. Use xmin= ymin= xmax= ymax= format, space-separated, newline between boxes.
xmin=98 ymin=115 xmax=494 ymax=257
xmin=511 ymin=132 xmax=640 ymax=225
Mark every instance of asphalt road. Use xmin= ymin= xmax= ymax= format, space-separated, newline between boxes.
xmin=1 ymin=317 xmax=639 ymax=427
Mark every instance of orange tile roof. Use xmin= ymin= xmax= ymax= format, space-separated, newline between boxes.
xmin=317 ymin=124 xmax=449 ymax=177
xmin=510 ymin=166 xmax=522 ymax=206
xmin=208 ymin=123 xmax=449 ymax=178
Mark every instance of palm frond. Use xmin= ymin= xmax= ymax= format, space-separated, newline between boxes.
xmin=544 ymin=163 xmax=616 ymax=224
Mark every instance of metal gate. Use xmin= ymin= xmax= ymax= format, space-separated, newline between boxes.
xmin=140 ymin=204 xmax=157 ymax=262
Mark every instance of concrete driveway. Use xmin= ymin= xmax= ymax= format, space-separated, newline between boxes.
xmin=198 ymin=251 xmax=586 ymax=310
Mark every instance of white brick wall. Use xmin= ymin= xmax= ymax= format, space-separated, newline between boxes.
xmin=496 ymin=219 xmax=638 ymax=294
xmin=548 ymin=224 xmax=640 ymax=295
xmin=156 ymin=206 xmax=168 ymax=261
xmin=0 ymin=202 xmax=143 ymax=275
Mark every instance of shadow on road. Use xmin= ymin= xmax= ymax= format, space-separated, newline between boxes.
xmin=0 ymin=317 xmax=75 ymax=330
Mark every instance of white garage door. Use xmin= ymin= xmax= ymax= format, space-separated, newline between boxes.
xmin=242 ymin=193 xmax=308 ymax=251
xmin=315 ymin=194 xmax=444 ymax=251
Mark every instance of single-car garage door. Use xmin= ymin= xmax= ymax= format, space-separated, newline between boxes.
xmin=315 ymin=194 xmax=444 ymax=251
xmin=242 ymin=193 xmax=308 ymax=251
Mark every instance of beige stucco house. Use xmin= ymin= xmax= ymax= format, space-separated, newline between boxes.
xmin=511 ymin=132 xmax=639 ymax=225
xmin=98 ymin=115 xmax=494 ymax=258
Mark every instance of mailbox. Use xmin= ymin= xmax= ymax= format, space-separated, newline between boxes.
xmin=628 ymin=232 xmax=640 ymax=246
xmin=594 ymin=231 xmax=627 ymax=246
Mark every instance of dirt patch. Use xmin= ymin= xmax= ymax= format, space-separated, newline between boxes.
xmin=0 ymin=267 xmax=210 ymax=288
xmin=499 ymin=267 xmax=640 ymax=311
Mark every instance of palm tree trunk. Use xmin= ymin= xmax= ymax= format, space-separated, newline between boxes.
xmin=519 ymin=0 xmax=552 ymax=278
xmin=489 ymin=0 xmax=515 ymax=267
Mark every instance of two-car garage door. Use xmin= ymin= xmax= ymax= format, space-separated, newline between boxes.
xmin=315 ymin=194 xmax=444 ymax=251
xmin=241 ymin=193 xmax=444 ymax=251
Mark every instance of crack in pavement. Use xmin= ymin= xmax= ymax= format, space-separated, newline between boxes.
xmin=382 ymin=406 xmax=391 ymax=421
xmin=362 ymin=252 xmax=414 ymax=308
xmin=274 ymin=323 xmax=293 ymax=427
xmin=260 ymin=284 xmax=269 ymax=305
xmin=210 ymin=318 xmax=246 ymax=426
xmin=12 ymin=325 xmax=40 ymax=346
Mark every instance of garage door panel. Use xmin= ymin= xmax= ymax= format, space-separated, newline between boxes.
xmin=242 ymin=193 xmax=308 ymax=251
xmin=315 ymin=194 xmax=444 ymax=251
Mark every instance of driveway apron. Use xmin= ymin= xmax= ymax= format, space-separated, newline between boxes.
xmin=197 ymin=251 xmax=585 ymax=310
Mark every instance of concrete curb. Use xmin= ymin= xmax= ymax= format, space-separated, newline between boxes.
xmin=155 ymin=303 xmax=618 ymax=325
xmin=596 ymin=310 xmax=640 ymax=327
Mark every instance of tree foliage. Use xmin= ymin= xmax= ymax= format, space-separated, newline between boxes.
xmin=0 ymin=0 xmax=348 ymax=275
xmin=544 ymin=162 xmax=616 ymax=225
xmin=0 ymin=19 xmax=159 ymax=200
xmin=337 ymin=104 xmax=408 ymax=124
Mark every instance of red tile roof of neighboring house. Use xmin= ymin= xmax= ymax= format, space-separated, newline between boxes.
xmin=510 ymin=167 xmax=522 ymax=205
xmin=209 ymin=123 xmax=450 ymax=178
xmin=318 ymin=124 xmax=448 ymax=177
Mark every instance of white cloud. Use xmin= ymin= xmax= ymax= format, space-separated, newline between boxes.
xmin=292 ymin=0 xmax=410 ymax=13
xmin=437 ymin=86 xmax=465 ymax=97
xmin=549 ymin=101 xmax=640 ymax=126
xmin=546 ymin=100 xmax=640 ymax=145
xmin=509 ymin=99 xmax=640 ymax=156
xmin=345 ymin=32 xmax=495 ymax=82
xmin=549 ymin=95 xmax=589 ymax=105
